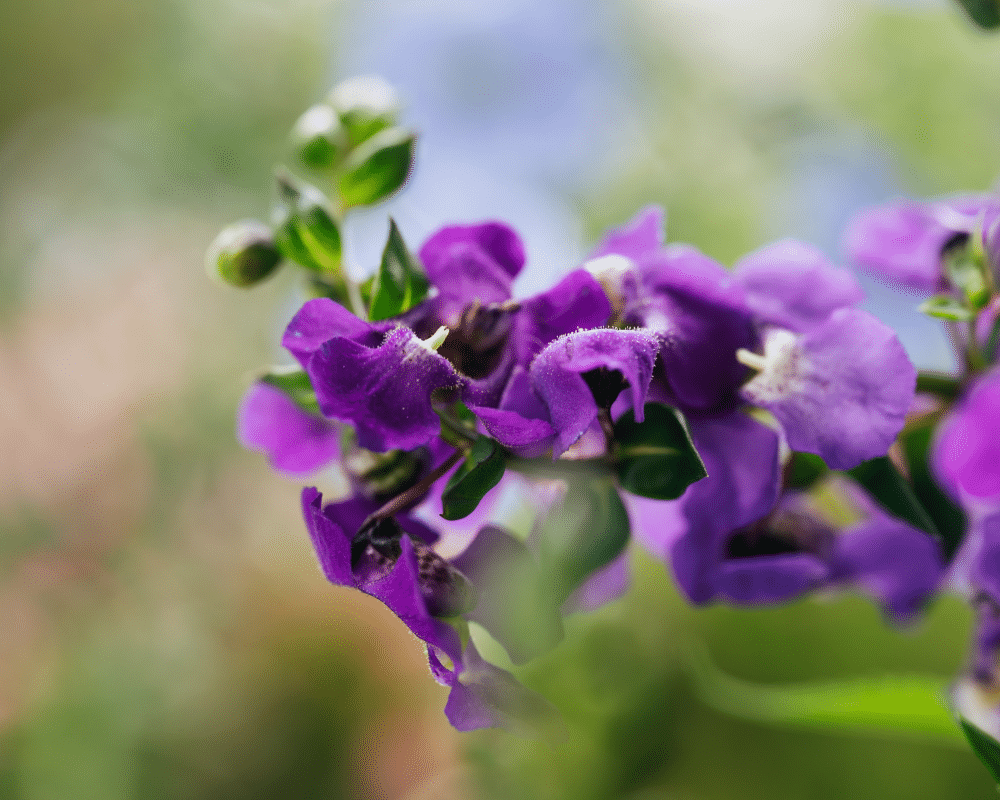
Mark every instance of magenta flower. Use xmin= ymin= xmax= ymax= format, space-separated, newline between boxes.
xmin=302 ymin=487 xmax=557 ymax=732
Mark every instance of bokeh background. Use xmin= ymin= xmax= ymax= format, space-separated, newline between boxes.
xmin=2 ymin=0 xmax=1000 ymax=797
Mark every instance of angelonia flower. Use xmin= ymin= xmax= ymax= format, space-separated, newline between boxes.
xmin=232 ymin=203 xmax=953 ymax=732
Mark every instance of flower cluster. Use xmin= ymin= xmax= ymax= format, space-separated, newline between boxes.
xmin=845 ymin=191 xmax=1000 ymax=737
xmin=231 ymin=197 xmax=951 ymax=732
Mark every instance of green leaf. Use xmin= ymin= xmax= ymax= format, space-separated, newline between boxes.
xmin=848 ymin=456 xmax=940 ymax=540
xmin=916 ymin=371 xmax=962 ymax=401
xmin=272 ymin=171 xmax=342 ymax=273
xmin=918 ymin=294 xmax=973 ymax=322
xmin=368 ymin=219 xmax=431 ymax=321
xmin=206 ymin=220 xmax=282 ymax=288
xmin=338 ymin=127 xmax=416 ymax=208
xmin=784 ymin=452 xmax=829 ymax=490
xmin=944 ymin=238 xmax=990 ymax=309
xmin=960 ymin=718 xmax=1000 ymax=784
xmin=258 ymin=367 xmax=320 ymax=415
xmin=441 ymin=437 xmax=507 ymax=521
xmin=537 ymin=478 xmax=631 ymax=604
xmin=612 ymin=404 xmax=707 ymax=500
xmin=689 ymin=648 xmax=963 ymax=744
xmin=954 ymin=0 xmax=1000 ymax=29
xmin=899 ymin=421 xmax=967 ymax=561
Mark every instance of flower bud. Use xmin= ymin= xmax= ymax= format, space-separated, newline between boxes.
xmin=272 ymin=170 xmax=342 ymax=272
xmin=338 ymin=127 xmax=416 ymax=208
xmin=206 ymin=220 xmax=282 ymax=287
xmin=328 ymin=74 xmax=400 ymax=145
xmin=290 ymin=103 xmax=348 ymax=170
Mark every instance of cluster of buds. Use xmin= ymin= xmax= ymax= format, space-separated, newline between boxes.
xmin=210 ymin=79 xmax=1000 ymax=747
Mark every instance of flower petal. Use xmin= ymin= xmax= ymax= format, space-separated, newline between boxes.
xmin=741 ymin=309 xmax=915 ymax=470
xmin=237 ymin=383 xmax=340 ymax=477
xmin=934 ymin=368 xmax=1000 ymax=505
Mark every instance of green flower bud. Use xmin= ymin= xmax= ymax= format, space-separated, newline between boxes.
xmin=338 ymin=127 xmax=417 ymax=208
xmin=328 ymin=75 xmax=401 ymax=145
xmin=206 ymin=220 xmax=282 ymax=287
xmin=272 ymin=170 xmax=342 ymax=272
xmin=291 ymin=103 xmax=347 ymax=170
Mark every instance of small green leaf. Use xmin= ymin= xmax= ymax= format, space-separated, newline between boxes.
xmin=848 ymin=456 xmax=940 ymax=540
xmin=784 ymin=452 xmax=829 ymax=490
xmin=537 ymin=478 xmax=630 ymax=604
xmin=954 ymin=0 xmax=1000 ymax=29
xmin=272 ymin=171 xmax=343 ymax=273
xmin=259 ymin=367 xmax=320 ymax=415
xmin=368 ymin=219 xmax=431 ymax=321
xmin=944 ymin=239 xmax=990 ymax=309
xmin=613 ymin=404 xmax=707 ymax=500
xmin=918 ymin=295 xmax=973 ymax=322
xmin=338 ymin=127 xmax=416 ymax=208
xmin=899 ymin=421 xmax=966 ymax=561
xmin=441 ymin=437 xmax=507 ymax=521
xmin=206 ymin=220 xmax=282 ymax=288
xmin=916 ymin=371 xmax=962 ymax=401
xmin=960 ymin=718 xmax=1000 ymax=784
xmin=690 ymin=648 xmax=963 ymax=744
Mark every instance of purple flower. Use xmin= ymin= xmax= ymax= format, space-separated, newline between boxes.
xmin=237 ymin=382 xmax=340 ymax=477
xmin=599 ymin=207 xmax=914 ymax=470
xmin=405 ymin=221 xmax=612 ymax=408
xmin=284 ymin=297 xmax=462 ymax=452
xmin=302 ymin=487 xmax=557 ymax=732
xmin=933 ymin=367 xmax=1000 ymax=507
xmin=473 ymin=326 xmax=661 ymax=457
xmin=843 ymin=194 xmax=1000 ymax=294
xmin=629 ymin=413 xmax=943 ymax=618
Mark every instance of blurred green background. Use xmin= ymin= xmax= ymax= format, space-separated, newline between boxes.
xmin=2 ymin=0 xmax=1000 ymax=797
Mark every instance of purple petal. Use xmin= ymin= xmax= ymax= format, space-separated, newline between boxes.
xmin=434 ymin=640 xmax=562 ymax=735
xmin=514 ymin=269 xmax=612 ymax=367
xmin=419 ymin=222 xmax=524 ymax=319
xmin=842 ymin=196 xmax=996 ymax=294
xmin=663 ymin=413 xmax=783 ymax=604
xmin=715 ymin=553 xmax=828 ymax=605
xmin=734 ymin=239 xmax=864 ymax=331
xmin=529 ymin=328 xmax=660 ymax=457
xmin=307 ymin=326 xmax=461 ymax=452
xmin=830 ymin=515 xmax=943 ymax=622
xmin=237 ymin=383 xmax=340 ymax=477
xmin=628 ymin=245 xmax=756 ymax=411
xmin=301 ymin=487 xmax=355 ymax=586
xmin=589 ymin=206 xmax=665 ymax=261
xmin=934 ymin=368 xmax=1000 ymax=504
xmin=282 ymin=297 xmax=389 ymax=365
xmin=741 ymin=309 xmax=915 ymax=470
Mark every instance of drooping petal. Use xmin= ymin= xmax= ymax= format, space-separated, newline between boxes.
xmin=562 ymin=550 xmax=631 ymax=614
xmin=237 ymin=383 xmax=340 ymax=477
xmin=529 ymin=328 xmax=660 ymax=457
xmin=830 ymin=514 xmax=943 ymax=622
xmin=469 ymin=367 xmax=555 ymax=456
xmin=307 ymin=326 xmax=461 ymax=452
xmin=589 ymin=205 xmax=665 ymax=261
xmin=301 ymin=486 xmax=355 ymax=587
xmin=740 ymin=309 xmax=915 ymax=470
xmin=934 ymin=368 xmax=1000 ymax=506
xmin=659 ymin=413 xmax=783 ymax=604
xmin=734 ymin=239 xmax=863 ymax=331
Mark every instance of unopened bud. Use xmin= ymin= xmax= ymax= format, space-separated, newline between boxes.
xmin=206 ymin=220 xmax=282 ymax=287
xmin=328 ymin=75 xmax=400 ymax=145
xmin=291 ymin=103 xmax=347 ymax=169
